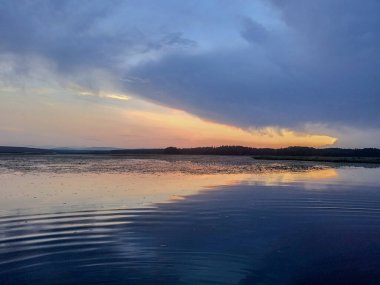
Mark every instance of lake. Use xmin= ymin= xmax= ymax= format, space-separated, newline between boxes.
xmin=0 ymin=155 xmax=379 ymax=284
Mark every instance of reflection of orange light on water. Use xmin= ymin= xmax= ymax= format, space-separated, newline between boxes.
xmin=299 ymin=168 xmax=337 ymax=180
xmin=0 ymin=168 xmax=338 ymax=213
xmin=253 ymin=168 xmax=338 ymax=185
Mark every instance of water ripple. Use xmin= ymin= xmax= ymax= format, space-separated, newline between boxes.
xmin=1 ymin=158 xmax=380 ymax=284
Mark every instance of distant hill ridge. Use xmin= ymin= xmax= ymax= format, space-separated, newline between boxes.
xmin=2 ymin=145 xmax=379 ymax=157
xmin=0 ymin=146 xmax=54 ymax=154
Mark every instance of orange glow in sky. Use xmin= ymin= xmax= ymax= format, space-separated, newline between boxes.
xmin=0 ymin=86 xmax=337 ymax=148
xmin=125 ymin=107 xmax=337 ymax=148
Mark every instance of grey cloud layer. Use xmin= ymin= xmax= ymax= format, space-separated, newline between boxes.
xmin=1 ymin=0 xmax=379 ymax=130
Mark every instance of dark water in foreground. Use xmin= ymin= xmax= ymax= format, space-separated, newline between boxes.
xmin=0 ymin=155 xmax=380 ymax=284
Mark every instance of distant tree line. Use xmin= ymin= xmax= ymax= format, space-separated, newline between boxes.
xmin=162 ymin=146 xmax=380 ymax=157
xmin=1 ymin=145 xmax=380 ymax=157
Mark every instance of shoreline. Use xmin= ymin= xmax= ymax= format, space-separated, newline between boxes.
xmin=253 ymin=156 xmax=380 ymax=164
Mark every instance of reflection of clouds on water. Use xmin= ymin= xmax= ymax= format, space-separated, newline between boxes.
xmin=123 ymin=182 xmax=380 ymax=284
xmin=1 ymin=157 xmax=380 ymax=284
xmin=0 ymin=165 xmax=338 ymax=214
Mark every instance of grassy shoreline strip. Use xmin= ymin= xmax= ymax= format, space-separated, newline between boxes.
xmin=253 ymin=156 xmax=380 ymax=164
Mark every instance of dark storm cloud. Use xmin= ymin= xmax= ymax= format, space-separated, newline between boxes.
xmin=0 ymin=0 xmax=379 ymax=130
xmin=0 ymin=0 xmax=196 ymax=73
xmin=127 ymin=44 xmax=380 ymax=129
xmin=126 ymin=0 xmax=380 ymax=129
xmin=240 ymin=17 xmax=268 ymax=44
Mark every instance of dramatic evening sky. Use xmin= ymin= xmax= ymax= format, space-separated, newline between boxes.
xmin=0 ymin=0 xmax=379 ymax=148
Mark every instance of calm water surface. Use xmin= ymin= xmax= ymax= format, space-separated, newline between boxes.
xmin=0 ymin=155 xmax=380 ymax=284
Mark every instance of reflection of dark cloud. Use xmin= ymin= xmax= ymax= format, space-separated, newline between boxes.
xmin=1 ymin=182 xmax=380 ymax=284
xmin=127 ymin=184 xmax=380 ymax=284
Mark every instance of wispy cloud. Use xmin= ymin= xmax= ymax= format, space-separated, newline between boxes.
xmin=77 ymin=90 xmax=130 ymax=101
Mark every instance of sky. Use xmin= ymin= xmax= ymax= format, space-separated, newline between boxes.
xmin=0 ymin=0 xmax=379 ymax=148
